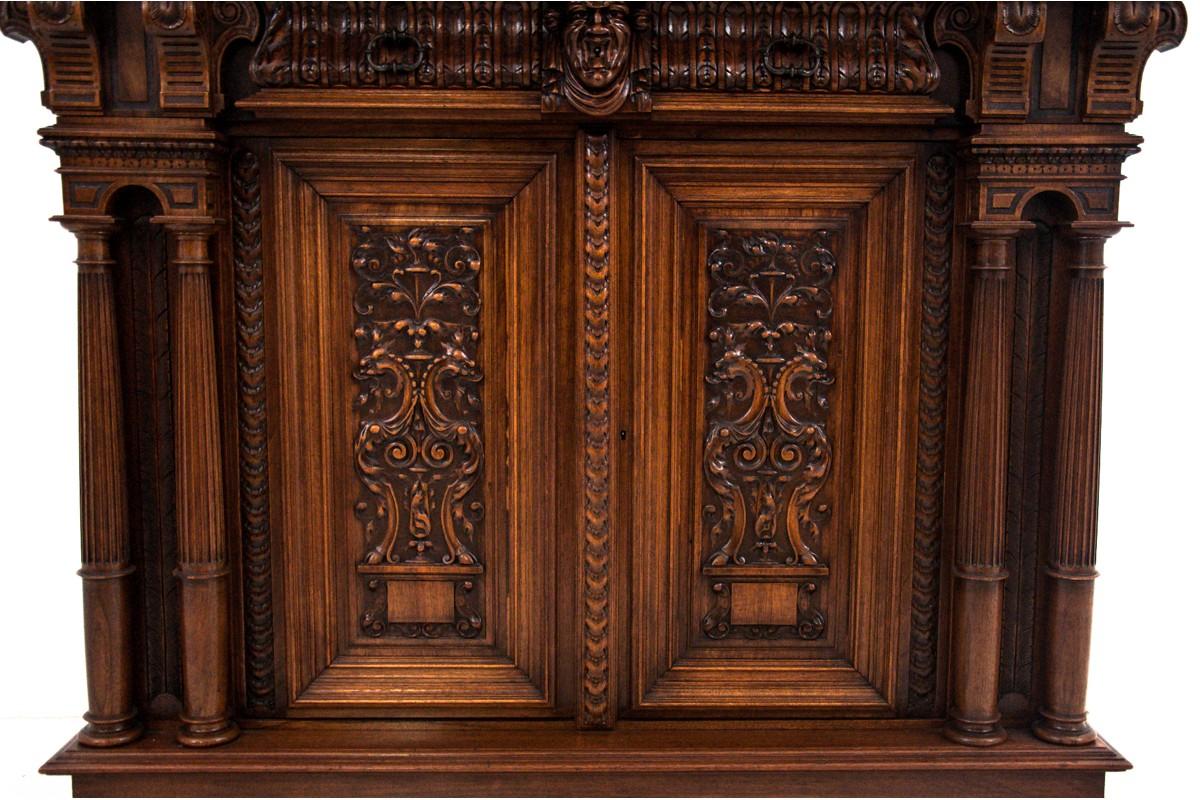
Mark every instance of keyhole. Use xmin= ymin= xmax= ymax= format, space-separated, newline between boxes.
xmin=619 ymin=430 xmax=627 ymax=441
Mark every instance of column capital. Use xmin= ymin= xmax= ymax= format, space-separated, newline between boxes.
xmin=151 ymin=215 xmax=221 ymax=234
xmin=1058 ymin=220 xmax=1132 ymax=240
xmin=963 ymin=220 xmax=1037 ymax=239
xmin=52 ymin=214 xmax=116 ymax=236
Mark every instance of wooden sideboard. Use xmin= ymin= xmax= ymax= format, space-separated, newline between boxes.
xmin=1 ymin=2 xmax=1186 ymax=797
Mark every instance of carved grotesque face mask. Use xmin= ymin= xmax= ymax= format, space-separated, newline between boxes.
xmin=563 ymin=2 xmax=631 ymax=91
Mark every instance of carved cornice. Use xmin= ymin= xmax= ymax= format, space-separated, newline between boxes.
xmin=41 ymin=135 xmax=225 ymax=170
xmin=962 ymin=141 xmax=1141 ymax=221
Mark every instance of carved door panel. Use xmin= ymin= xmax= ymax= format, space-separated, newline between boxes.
xmin=267 ymin=140 xmax=572 ymax=716
xmin=625 ymin=141 xmax=924 ymax=716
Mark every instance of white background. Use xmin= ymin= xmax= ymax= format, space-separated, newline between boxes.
xmin=1 ymin=23 xmax=1196 ymax=800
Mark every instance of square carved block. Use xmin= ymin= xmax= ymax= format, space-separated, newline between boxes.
xmin=386 ymin=580 xmax=455 ymax=625
xmin=730 ymin=583 xmax=797 ymax=627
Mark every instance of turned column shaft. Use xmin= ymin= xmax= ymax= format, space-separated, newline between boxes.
xmin=166 ymin=222 xmax=239 ymax=747
xmin=945 ymin=224 xmax=1028 ymax=746
xmin=1034 ymin=223 xmax=1122 ymax=746
xmin=67 ymin=219 xmax=143 ymax=747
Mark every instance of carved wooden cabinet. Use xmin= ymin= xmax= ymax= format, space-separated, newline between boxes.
xmin=1 ymin=2 xmax=1185 ymax=796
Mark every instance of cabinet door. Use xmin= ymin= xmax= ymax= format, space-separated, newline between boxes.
xmin=267 ymin=140 xmax=571 ymax=716
xmin=625 ymin=141 xmax=923 ymax=716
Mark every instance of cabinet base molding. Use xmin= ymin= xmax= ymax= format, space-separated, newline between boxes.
xmin=43 ymin=720 xmax=1129 ymax=798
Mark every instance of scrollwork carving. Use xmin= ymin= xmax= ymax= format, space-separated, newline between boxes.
xmin=701 ymin=581 xmax=826 ymax=641
xmin=702 ymin=229 xmax=836 ymax=570
xmin=351 ymin=226 xmax=484 ymax=572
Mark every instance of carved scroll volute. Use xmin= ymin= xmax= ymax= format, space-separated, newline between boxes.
xmin=142 ymin=1 xmax=260 ymax=113
xmin=934 ymin=2 xmax=1046 ymax=120
xmin=1084 ymin=2 xmax=1188 ymax=121
xmin=543 ymin=2 xmax=651 ymax=116
xmin=0 ymin=1 xmax=103 ymax=112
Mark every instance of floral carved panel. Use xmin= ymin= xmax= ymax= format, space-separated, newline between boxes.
xmin=699 ymin=228 xmax=837 ymax=641
xmin=351 ymin=225 xmax=486 ymax=640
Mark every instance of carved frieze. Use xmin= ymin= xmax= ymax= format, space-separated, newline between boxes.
xmin=249 ymin=2 xmax=940 ymax=107
xmin=351 ymin=225 xmax=485 ymax=640
xmin=41 ymin=135 xmax=225 ymax=217
xmin=964 ymin=143 xmax=1140 ymax=222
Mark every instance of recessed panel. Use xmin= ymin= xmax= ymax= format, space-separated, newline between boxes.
xmin=628 ymin=141 xmax=921 ymax=715
xmin=270 ymin=141 xmax=567 ymax=715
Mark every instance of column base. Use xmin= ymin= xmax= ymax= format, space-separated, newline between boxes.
xmin=943 ymin=715 xmax=1008 ymax=747
xmin=79 ymin=712 xmax=143 ymax=748
xmin=177 ymin=716 xmax=240 ymax=748
xmin=1034 ymin=712 xmax=1097 ymax=746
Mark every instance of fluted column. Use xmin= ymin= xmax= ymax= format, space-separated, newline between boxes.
xmin=59 ymin=216 xmax=143 ymax=747
xmin=161 ymin=218 xmax=239 ymax=747
xmin=944 ymin=222 xmax=1032 ymax=746
xmin=1033 ymin=221 xmax=1126 ymax=746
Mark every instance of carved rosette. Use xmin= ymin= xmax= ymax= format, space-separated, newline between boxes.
xmin=351 ymin=226 xmax=485 ymax=640
xmin=699 ymin=229 xmax=836 ymax=641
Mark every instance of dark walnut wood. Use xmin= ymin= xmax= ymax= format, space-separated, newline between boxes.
xmin=0 ymin=1 xmax=1185 ymax=796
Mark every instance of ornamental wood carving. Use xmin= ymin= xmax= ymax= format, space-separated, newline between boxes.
xmin=580 ymin=133 xmax=613 ymax=728
xmin=701 ymin=229 xmax=836 ymax=572
xmin=699 ymin=228 xmax=836 ymax=641
xmin=907 ymin=149 xmax=953 ymax=716
xmin=249 ymin=1 xmax=941 ymax=106
xmin=2 ymin=2 xmax=1191 ymax=795
xmin=232 ymin=149 xmax=275 ymax=712
xmin=351 ymin=225 xmax=486 ymax=639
